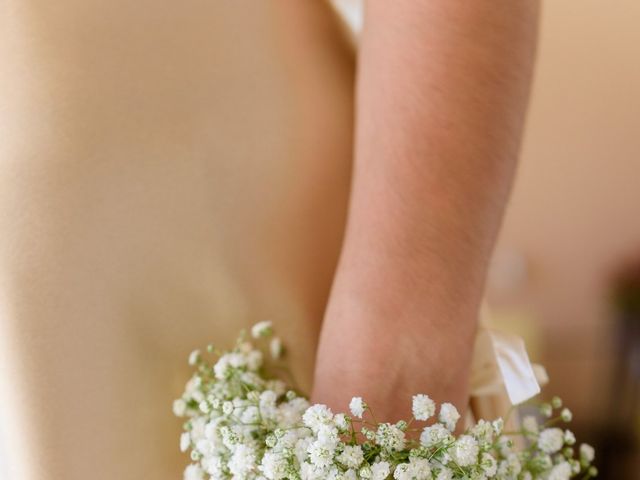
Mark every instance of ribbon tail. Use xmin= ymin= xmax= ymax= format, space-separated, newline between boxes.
xmin=471 ymin=328 xmax=547 ymax=406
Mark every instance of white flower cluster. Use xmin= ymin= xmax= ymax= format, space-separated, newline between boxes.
xmin=174 ymin=323 xmax=597 ymax=480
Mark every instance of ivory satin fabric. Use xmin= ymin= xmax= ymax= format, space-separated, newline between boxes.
xmin=0 ymin=2 xmax=354 ymax=479
xmin=0 ymin=2 xmax=542 ymax=479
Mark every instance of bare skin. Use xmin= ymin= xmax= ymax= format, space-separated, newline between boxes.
xmin=312 ymin=1 xmax=541 ymax=421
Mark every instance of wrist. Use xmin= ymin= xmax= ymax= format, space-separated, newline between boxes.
xmin=311 ymin=311 xmax=476 ymax=421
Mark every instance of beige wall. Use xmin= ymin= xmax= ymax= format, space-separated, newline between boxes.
xmin=490 ymin=0 xmax=640 ymax=421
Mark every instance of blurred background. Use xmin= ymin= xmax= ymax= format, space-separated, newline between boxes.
xmin=481 ymin=1 xmax=640 ymax=477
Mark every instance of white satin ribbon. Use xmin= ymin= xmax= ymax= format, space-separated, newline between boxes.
xmin=328 ymin=0 xmax=364 ymax=44
xmin=471 ymin=328 xmax=547 ymax=406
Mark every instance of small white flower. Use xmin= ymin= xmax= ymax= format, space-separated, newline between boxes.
xmin=228 ymin=444 xmax=257 ymax=478
xmin=370 ymin=461 xmax=391 ymax=480
xmin=316 ymin=425 xmax=339 ymax=446
xmin=580 ymin=443 xmax=595 ymax=463
xmin=240 ymin=405 xmax=260 ymax=424
xmin=307 ymin=439 xmax=336 ymax=468
xmin=337 ymin=445 xmax=364 ymax=469
xmin=492 ymin=418 xmax=504 ymax=435
xmin=190 ymin=417 xmax=207 ymax=442
xmin=202 ymin=455 xmax=224 ymax=478
xmin=180 ymin=432 xmax=191 ymax=452
xmin=561 ymin=408 xmax=573 ymax=422
xmin=302 ymin=404 xmax=334 ymax=432
xmin=293 ymin=437 xmax=312 ymax=463
xmin=359 ymin=465 xmax=372 ymax=479
xmin=342 ymin=469 xmax=358 ymax=480
xmin=185 ymin=376 xmax=202 ymax=394
xmin=213 ymin=355 xmax=231 ymax=379
xmin=470 ymin=419 xmax=494 ymax=443
xmin=496 ymin=435 xmax=512 ymax=456
xmin=300 ymin=461 xmax=327 ymax=480
xmin=412 ymin=394 xmax=436 ymax=421
xmin=410 ymin=458 xmax=431 ymax=479
xmin=198 ymin=400 xmax=210 ymax=414
xmin=184 ymin=464 xmax=204 ymax=480
xmin=393 ymin=463 xmax=410 ymax=480
xmin=564 ymin=430 xmax=576 ymax=445
xmin=173 ymin=399 xmax=187 ymax=417
xmin=540 ymin=403 xmax=553 ymax=418
xmin=497 ymin=453 xmax=522 ymax=477
xmin=349 ymin=397 xmax=366 ymax=418
xmin=222 ymin=401 xmax=234 ymax=415
xmin=538 ymin=428 xmax=564 ymax=454
xmin=334 ymin=413 xmax=349 ymax=432
xmin=393 ymin=458 xmax=431 ymax=480
xmin=481 ymin=452 xmax=498 ymax=476
xmin=548 ymin=461 xmax=572 ymax=480
xmin=571 ymin=460 xmax=581 ymax=474
xmin=196 ymin=438 xmax=215 ymax=457
xmin=252 ymin=320 xmax=273 ymax=338
xmin=260 ymin=390 xmax=278 ymax=419
xmin=420 ymin=423 xmax=451 ymax=448
xmin=438 ymin=403 xmax=460 ymax=432
xmin=435 ymin=467 xmax=453 ymax=480
xmin=270 ymin=337 xmax=283 ymax=359
xmin=188 ymin=349 xmax=201 ymax=366
xmin=247 ymin=350 xmax=263 ymax=370
xmin=265 ymin=434 xmax=277 ymax=448
xmin=451 ymin=434 xmax=479 ymax=467
xmin=228 ymin=352 xmax=247 ymax=368
xmin=536 ymin=453 xmax=553 ymax=470
xmin=260 ymin=451 xmax=289 ymax=480
xmin=375 ymin=423 xmax=406 ymax=452
xmin=285 ymin=390 xmax=297 ymax=400
xmin=362 ymin=427 xmax=375 ymax=441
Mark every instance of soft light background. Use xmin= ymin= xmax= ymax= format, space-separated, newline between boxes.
xmin=485 ymin=0 xmax=640 ymax=476
xmin=492 ymin=0 xmax=640 ymax=413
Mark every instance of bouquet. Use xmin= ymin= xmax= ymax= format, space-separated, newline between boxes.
xmin=174 ymin=322 xmax=597 ymax=480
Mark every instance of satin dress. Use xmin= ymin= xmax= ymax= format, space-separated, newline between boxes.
xmin=0 ymin=2 xmax=542 ymax=479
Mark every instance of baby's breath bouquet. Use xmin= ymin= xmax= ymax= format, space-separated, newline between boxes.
xmin=174 ymin=322 xmax=597 ymax=480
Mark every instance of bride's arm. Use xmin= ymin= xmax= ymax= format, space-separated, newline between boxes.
xmin=312 ymin=0 xmax=540 ymax=420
